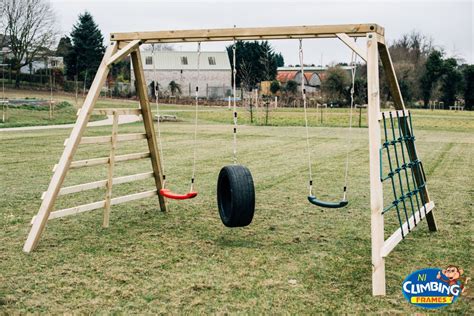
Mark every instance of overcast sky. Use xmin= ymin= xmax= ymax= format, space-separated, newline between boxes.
xmin=50 ymin=0 xmax=473 ymax=65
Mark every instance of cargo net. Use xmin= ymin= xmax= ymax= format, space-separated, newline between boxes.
xmin=379 ymin=110 xmax=429 ymax=239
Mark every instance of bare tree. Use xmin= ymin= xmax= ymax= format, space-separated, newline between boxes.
xmin=239 ymin=60 xmax=255 ymax=90
xmin=142 ymin=43 xmax=175 ymax=52
xmin=1 ymin=0 xmax=57 ymax=87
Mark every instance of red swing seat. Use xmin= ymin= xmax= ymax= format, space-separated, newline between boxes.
xmin=159 ymin=188 xmax=198 ymax=200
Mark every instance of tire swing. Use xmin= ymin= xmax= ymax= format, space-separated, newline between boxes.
xmin=217 ymin=40 xmax=255 ymax=227
xmin=299 ymin=39 xmax=356 ymax=208
xmin=154 ymin=43 xmax=202 ymax=200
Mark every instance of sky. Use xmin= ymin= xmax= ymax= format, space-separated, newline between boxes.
xmin=50 ymin=0 xmax=473 ymax=66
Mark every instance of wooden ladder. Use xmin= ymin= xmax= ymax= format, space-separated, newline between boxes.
xmin=24 ymin=46 xmax=167 ymax=253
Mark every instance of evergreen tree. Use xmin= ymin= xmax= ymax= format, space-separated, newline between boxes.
xmin=66 ymin=12 xmax=105 ymax=85
xmin=274 ymin=53 xmax=284 ymax=67
xmin=440 ymin=58 xmax=463 ymax=108
xmin=420 ymin=50 xmax=444 ymax=107
xmin=56 ymin=36 xmax=72 ymax=58
xmin=462 ymin=65 xmax=474 ymax=110
xmin=226 ymin=41 xmax=283 ymax=89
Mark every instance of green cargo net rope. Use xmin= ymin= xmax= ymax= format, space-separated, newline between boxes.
xmin=379 ymin=111 xmax=428 ymax=238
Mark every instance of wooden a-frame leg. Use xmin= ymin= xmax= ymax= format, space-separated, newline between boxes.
xmin=367 ymin=33 xmax=386 ymax=296
xmin=378 ymin=41 xmax=438 ymax=232
xmin=130 ymin=49 xmax=167 ymax=212
xmin=103 ymin=111 xmax=119 ymax=228
xmin=23 ymin=44 xmax=118 ymax=253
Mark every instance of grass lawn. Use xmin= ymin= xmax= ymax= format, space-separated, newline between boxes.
xmin=0 ymin=92 xmax=473 ymax=313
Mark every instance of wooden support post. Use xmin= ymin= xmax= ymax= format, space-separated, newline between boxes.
xmin=367 ymin=33 xmax=386 ymax=296
xmin=378 ymin=42 xmax=438 ymax=232
xmin=23 ymin=43 xmax=118 ymax=253
xmin=131 ymin=49 xmax=167 ymax=212
xmin=103 ymin=111 xmax=119 ymax=227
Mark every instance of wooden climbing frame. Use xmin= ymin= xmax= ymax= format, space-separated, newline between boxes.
xmin=23 ymin=23 xmax=437 ymax=297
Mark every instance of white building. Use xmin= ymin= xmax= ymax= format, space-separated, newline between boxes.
xmin=131 ymin=50 xmax=232 ymax=99
xmin=20 ymin=56 xmax=64 ymax=74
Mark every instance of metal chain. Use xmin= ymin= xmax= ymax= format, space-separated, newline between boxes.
xmin=232 ymin=38 xmax=238 ymax=164
xmin=190 ymin=42 xmax=201 ymax=191
xmin=299 ymin=39 xmax=313 ymax=196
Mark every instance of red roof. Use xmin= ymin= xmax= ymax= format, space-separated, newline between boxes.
xmin=276 ymin=71 xmax=298 ymax=83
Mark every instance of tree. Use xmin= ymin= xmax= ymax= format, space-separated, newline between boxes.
xmin=1 ymin=0 xmax=57 ymax=87
xmin=420 ymin=50 xmax=444 ymax=107
xmin=322 ymin=66 xmax=350 ymax=104
xmin=168 ymin=80 xmax=181 ymax=96
xmin=270 ymin=80 xmax=280 ymax=95
xmin=259 ymin=41 xmax=277 ymax=81
xmin=274 ymin=53 xmax=284 ymax=67
xmin=226 ymin=41 xmax=283 ymax=89
xmin=462 ymin=65 xmax=474 ymax=110
xmin=440 ymin=58 xmax=463 ymax=108
xmin=66 ymin=12 xmax=105 ymax=86
xmin=56 ymin=36 xmax=72 ymax=58
xmin=285 ymin=80 xmax=298 ymax=95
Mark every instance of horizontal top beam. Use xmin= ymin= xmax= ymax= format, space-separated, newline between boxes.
xmin=110 ymin=24 xmax=384 ymax=43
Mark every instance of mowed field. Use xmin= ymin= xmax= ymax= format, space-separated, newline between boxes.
xmin=0 ymin=91 xmax=473 ymax=313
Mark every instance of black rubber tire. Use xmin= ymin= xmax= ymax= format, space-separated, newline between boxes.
xmin=217 ymin=165 xmax=255 ymax=227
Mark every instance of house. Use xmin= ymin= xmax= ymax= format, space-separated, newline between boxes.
xmin=20 ymin=56 xmax=64 ymax=74
xmin=276 ymin=66 xmax=324 ymax=93
xmin=276 ymin=66 xmax=355 ymax=92
xmin=131 ymin=50 xmax=232 ymax=99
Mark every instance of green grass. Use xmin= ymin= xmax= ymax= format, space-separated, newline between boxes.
xmin=0 ymin=92 xmax=473 ymax=313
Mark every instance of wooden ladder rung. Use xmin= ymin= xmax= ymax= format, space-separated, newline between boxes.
xmin=32 ymin=190 xmax=158 ymax=224
xmin=92 ymin=108 xmax=142 ymax=115
xmin=80 ymin=133 xmax=147 ymax=144
xmin=41 ymin=172 xmax=155 ymax=199
xmin=53 ymin=152 xmax=150 ymax=171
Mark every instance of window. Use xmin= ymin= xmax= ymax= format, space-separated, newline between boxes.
xmin=208 ymin=56 xmax=216 ymax=65
xmin=145 ymin=56 xmax=153 ymax=65
xmin=181 ymin=56 xmax=188 ymax=65
xmin=51 ymin=60 xmax=57 ymax=67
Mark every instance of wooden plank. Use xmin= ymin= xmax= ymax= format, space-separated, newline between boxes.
xmin=92 ymin=108 xmax=142 ymax=115
xmin=335 ymin=33 xmax=367 ymax=62
xmin=23 ymin=43 xmax=118 ymax=253
xmin=381 ymin=201 xmax=435 ymax=257
xmin=80 ymin=133 xmax=147 ymax=144
xmin=378 ymin=41 xmax=438 ymax=232
xmin=110 ymin=189 xmax=157 ymax=205
xmin=66 ymin=152 xmax=150 ymax=169
xmin=111 ymin=24 xmax=384 ymax=42
xmin=378 ymin=110 xmax=409 ymax=121
xmin=41 ymin=172 xmax=155 ymax=198
xmin=378 ymin=42 xmax=405 ymax=110
xmin=103 ymin=111 xmax=119 ymax=228
xmin=32 ymin=190 xmax=158 ymax=223
xmin=367 ymin=32 xmax=386 ymax=296
xmin=131 ymin=50 xmax=167 ymax=212
xmin=106 ymin=40 xmax=141 ymax=66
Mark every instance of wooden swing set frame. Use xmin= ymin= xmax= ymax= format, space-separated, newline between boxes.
xmin=23 ymin=23 xmax=438 ymax=296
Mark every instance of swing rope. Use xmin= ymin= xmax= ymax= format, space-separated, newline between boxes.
xmin=152 ymin=44 xmax=166 ymax=185
xmin=299 ymin=39 xmax=355 ymax=207
xmin=342 ymin=39 xmax=358 ymax=201
xmin=190 ymin=42 xmax=201 ymax=191
xmin=232 ymin=37 xmax=238 ymax=164
xmin=299 ymin=40 xmax=314 ymax=196
xmin=153 ymin=43 xmax=201 ymax=199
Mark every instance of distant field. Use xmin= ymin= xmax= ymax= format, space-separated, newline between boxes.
xmin=0 ymin=89 xmax=472 ymax=313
